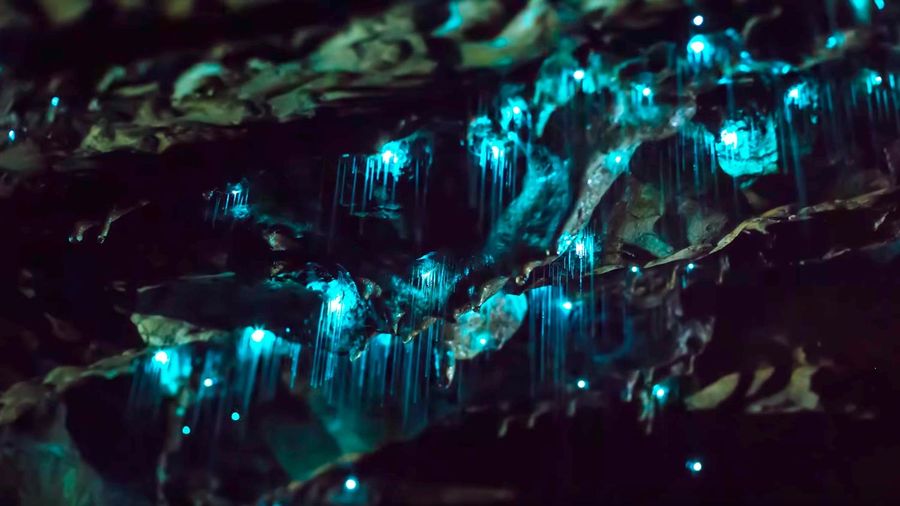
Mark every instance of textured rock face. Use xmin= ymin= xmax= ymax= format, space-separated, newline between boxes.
xmin=2 ymin=1 xmax=900 ymax=504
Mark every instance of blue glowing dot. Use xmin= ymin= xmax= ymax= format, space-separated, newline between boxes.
xmin=871 ymin=74 xmax=884 ymax=86
xmin=381 ymin=150 xmax=394 ymax=164
xmin=652 ymin=384 xmax=668 ymax=400
xmin=641 ymin=86 xmax=652 ymax=97
xmin=576 ymin=379 xmax=588 ymax=389
xmin=740 ymin=50 xmax=751 ymax=59
xmin=181 ymin=425 xmax=191 ymax=435
xmin=788 ymin=86 xmax=800 ymax=99
xmin=689 ymin=39 xmax=706 ymax=54
xmin=7 ymin=130 xmax=15 ymax=142
xmin=614 ymin=155 xmax=622 ymax=163
xmin=512 ymin=106 xmax=522 ymax=115
xmin=285 ymin=327 xmax=291 ymax=333
xmin=687 ymin=263 xmax=696 ymax=272
xmin=491 ymin=145 xmax=501 ymax=159
xmin=561 ymin=301 xmax=573 ymax=311
xmin=687 ymin=459 xmax=703 ymax=473
xmin=573 ymin=69 xmax=585 ymax=81
xmin=251 ymin=329 xmax=265 ymax=342
xmin=328 ymin=297 xmax=343 ymax=312
xmin=202 ymin=378 xmax=214 ymax=388
xmin=153 ymin=350 xmax=169 ymax=365
xmin=50 ymin=96 xmax=60 ymax=107
xmin=479 ymin=337 xmax=488 ymax=346
xmin=231 ymin=411 xmax=240 ymax=421
xmin=231 ymin=189 xmax=240 ymax=196
xmin=630 ymin=266 xmax=640 ymax=274
xmin=344 ymin=476 xmax=359 ymax=491
xmin=875 ymin=0 xmax=884 ymax=10
xmin=692 ymin=15 xmax=704 ymax=26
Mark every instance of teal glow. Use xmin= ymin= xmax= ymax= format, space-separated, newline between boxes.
xmin=689 ymin=36 xmax=706 ymax=54
xmin=374 ymin=333 xmax=393 ymax=347
xmin=652 ymin=384 xmax=668 ymax=400
xmin=875 ymin=0 xmax=885 ymax=9
xmin=716 ymin=116 xmax=779 ymax=178
xmin=686 ymin=459 xmax=703 ymax=473
xmin=202 ymin=377 xmax=214 ymax=388
xmin=7 ymin=130 xmax=14 ymax=142
xmin=686 ymin=263 xmax=696 ymax=272
xmin=826 ymin=33 xmax=845 ymax=49
xmin=50 ymin=96 xmax=60 ymax=107
xmin=153 ymin=350 xmax=169 ymax=365
xmin=641 ymin=86 xmax=652 ymax=97
xmin=630 ymin=266 xmax=640 ymax=274
xmin=573 ymin=69 xmax=585 ymax=81
xmin=576 ymin=378 xmax=588 ymax=389
xmin=687 ymin=35 xmax=713 ymax=67
xmin=251 ymin=329 xmax=265 ymax=343
xmin=328 ymin=296 xmax=343 ymax=312
xmin=344 ymin=476 xmax=358 ymax=491
xmin=181 ymin=425 xmax=191 ymax=435
xmin=692 ymin=15 xmax=704 ymax=26
xmin=230 ymin=411 xmax=240 ymax=421
xmin=561 ymin=301 xmax=573 ymax=311
xmin=434 ymin=0 xmax=463 ymax=35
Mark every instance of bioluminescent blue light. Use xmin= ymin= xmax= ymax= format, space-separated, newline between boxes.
xmin=692 ymin=15 xmax=704 ymax=26
xmin=479 ymin=337 xmax=488 ymax=346
xmin=381 ymin=149 xmax=395 ymax=164
xmin=576 ymin=378 xmax=588 ymax=389
xmin=561 ymin=301 xmax=573 ymax=311
xmin=328 ymin=296 xmax=343 ymax=312
xmin=153 ymin=350 xmax=169 ymax=365
xmin=251 ymin=329 xmax=266 ymax=343
xmin=202 ymin=377 xmax=214 ymax=388
xmin=7 ymin=130 xmax=15 ymax=142
xmin=50 ymin=96 xmax=60 ymax=107
xmin=871 ymin=73 xmax=883 ymax=86
xmin=788 ymin=87 xmax=800 ymax=100
xmin=652 ymin=384 xmax=668 ymax=400
xmin=687 ymin=263 xmax=696 ymax=272
xmin=689 ymin=38 xmax=706 ymax=54
xmin=875 ymin=0 xmax=885 ymax=10
xmin=720 ymin=129 xmax=738 ymax=148
xmin=630 ymin=266 xmax=640 ymax=274
xmin=285 ymin=327 xmax=291 ymax=333
xmin=641 ymin=86 xmax=652 ymax=97
xmin=573 ymin=69 xmax=585 ymax=81
xmin=344 ymin=476 xmax=359 ymax=491
xmin=181 ymin=425 xmax=191 ymax=435
xmin=231 ymin=411 xmax=240 ymax=421
xmin=687 ymin=459 xmax=703 ymax=473
xmin=614 ymin=155 xmax=622 ymax=163
xmin=574 ymin=241 xmax=586 ymax=257
xmin=826 ymin=33 xmax=844 ymax=49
